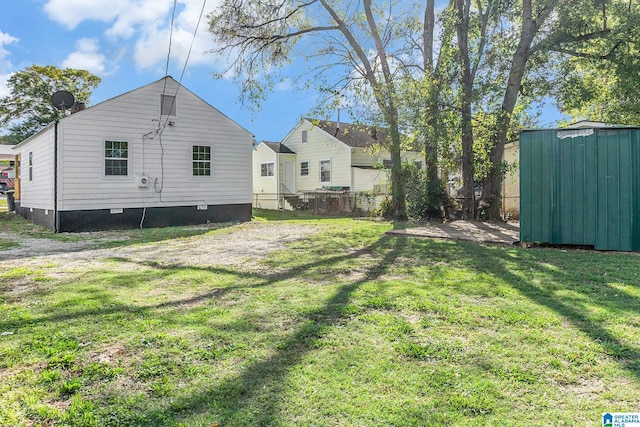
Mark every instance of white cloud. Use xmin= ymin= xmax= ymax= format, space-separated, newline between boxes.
xmin=0 ymin=73 xmax=13 ymax=98
xmin=105 ymin=0 xmax=173 ymax=40
xmin=44 ymin=0 xmax=223 ymax=71
xmin=276 ymin=78 xmax=293 ymax=91
xmin=133 ymin=0 xmax=222 ymax=71
xmin=0 ymin=31 xmax=18 ymax=62
xmin=61 ymin=38 xmax=107 ymax=76
xmin=43 ymin=0 xmax=130 ymax=29
xmin=0 ymin=31 xmax=19 ymax=98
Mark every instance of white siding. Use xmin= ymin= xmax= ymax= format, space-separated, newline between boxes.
xmin=503 ymin=142 xmax=519 ymax=215
xmin=56 ymin=78 xmax=253 ymax=211
xmin=352 ymin=167 xmax=388 ymax=193
xmin=351 ymin=147 xmax=379 ymax=167
xmin=282 ymin=120 xmax=351 ymax=191
xmin=352 ymin=147 xmax=424 ymax=168
xmin=15 ymin=127 xmax=55 ymax=210
xmin=252 ymin=143 xmax=278 ymax=209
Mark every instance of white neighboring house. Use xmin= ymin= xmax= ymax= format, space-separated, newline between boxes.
xmin=252 ymin=118 xmax=423 ymax=211
xmin=10 ymin=76 xmax=254 ymax=232
xmin=252 ymin=141 xmax=296 ymax=210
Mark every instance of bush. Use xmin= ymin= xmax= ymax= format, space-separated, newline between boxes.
xmin=403 ymin=162 xmax=442 ymax=220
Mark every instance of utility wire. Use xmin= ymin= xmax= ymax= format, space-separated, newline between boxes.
xmin=179 ymin=0 xmax=208 ymax=83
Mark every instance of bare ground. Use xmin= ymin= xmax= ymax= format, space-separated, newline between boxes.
xmin=0 ymin=221 xmax=321 ymax=272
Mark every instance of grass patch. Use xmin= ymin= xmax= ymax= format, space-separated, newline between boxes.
xmin=1 ymin=210 xmax=639 ymax=425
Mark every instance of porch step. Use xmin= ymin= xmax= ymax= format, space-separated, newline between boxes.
xmin=284 ymin=194 xmax=307 ymax=210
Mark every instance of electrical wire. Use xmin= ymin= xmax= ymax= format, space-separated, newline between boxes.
xmin=179 ymin=0 xmax=207 ymax=83
xmin=161 ymin=0 xmax=208 ymax=131
xmin=161 ymin=0 xmax=178 ymax=103
xmin=155 ymin=0 xmax=207 ymax=203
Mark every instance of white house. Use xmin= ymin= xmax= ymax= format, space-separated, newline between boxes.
xmin=252 ymin=141 xmax=296 ymax=210
xmin=252 ymin=118 xmax=423 ymax=211
xmin=11 ymin=76 xmax=253 ymax=232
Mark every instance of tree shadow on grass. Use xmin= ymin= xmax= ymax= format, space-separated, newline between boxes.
xmin=129 ymin=235 xmax=408 ymax=425
xmin=419 ymin=240 xmax=640 ymax=380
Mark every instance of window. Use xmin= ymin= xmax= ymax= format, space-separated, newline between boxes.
xmin=320 ymin=159 xmax=331 ymax=183
xmin=414 ymin=161 xmax=423 ymax=169
xmin=382 ymin=159 xmax=393 ymax=169
xmin=161 ymin=94 xmax=177 ymax=116
xmin=105 ymin=141 xmax=128 ymax=176
xmin=300 ymin=161 xmax=309 ymax=176
xmin=302 ymin=130 xmax=308 ymax=144
xmin=192 ymin=146 xmax=211 ymax=176
xmin=261 ymin=162 xmax=274 ymax=177
xmin=28 ymin=152 xmax=33 ymax=181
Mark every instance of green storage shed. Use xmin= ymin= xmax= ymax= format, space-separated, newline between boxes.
xmin=520 ymin=126 xmax=640 ymax=251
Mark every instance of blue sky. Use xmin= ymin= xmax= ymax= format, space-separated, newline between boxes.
xmin=0 ymin=0 xmax=322 ymax=142
xmin=0 ymin=1 xmax=562 ymax=143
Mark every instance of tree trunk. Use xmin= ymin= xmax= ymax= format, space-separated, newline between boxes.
xmin=389 ymin=117 xmax=407 ymax=219
xmin=482 ymin=0 xmax=557 ymax=220
xmin=423 ymin=0 xmax=443 ymax=217
xmin=455 ymin=0 xmax=475 ymax=219
xmin=364 ymin=0 xmax=407 ymax=219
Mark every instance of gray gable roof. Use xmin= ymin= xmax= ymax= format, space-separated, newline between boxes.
xmin=263 ymin=141 xmax=296 ymax=154
xmin=311 ymin=119 xmax=388 ymax=148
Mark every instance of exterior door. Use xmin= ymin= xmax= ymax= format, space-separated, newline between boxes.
xmin=283 ymin=161 xmax=295 ymax=194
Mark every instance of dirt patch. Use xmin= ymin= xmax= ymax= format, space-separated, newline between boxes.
xmin=0 ymin=222 xmax=322 ymax=271
xmin=386 ymin=220 xmax=519 ymax=246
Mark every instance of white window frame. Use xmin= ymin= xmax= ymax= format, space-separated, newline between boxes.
xmin=104 ymin=140 xmax=129 ymax=176
xmin=192 ymin=145 xmax=212 ymax=176
xmin=302 ymin=130 xmax=308 ymax=144
xmin=28 ymin=151 xmax=33 ymax=181
xmin=320 ymin=159 xmax=331 ymax=183
xmin=300 ymin=160 xmax=309 ymax=177
xmin=261 ymin=162 xmax=275 ymax=177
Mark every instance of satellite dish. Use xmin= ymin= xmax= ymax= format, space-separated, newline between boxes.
xmin=51 ymin=91 xmax=75 ymax=111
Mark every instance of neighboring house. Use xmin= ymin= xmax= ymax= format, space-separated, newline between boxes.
xmin=10 ymin=76 xmax=253 ymax=232
xmin=252 ymin=141 xmax=296 ymax=210
xmin=502 ymin=142 xmax=519 ymax=218
xmin=252 ymin=118 xmax=423 ymax=211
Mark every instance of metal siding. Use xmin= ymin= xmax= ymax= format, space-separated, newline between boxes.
xmin=520 ymin=127 xmax=640 ymax=250
xmin=556 ymin=133 xmax=597 ymax=245
xmin=520 ymin=130 xmax=555 ymax=243
xmin=596 ymin=130 xmax=634 ymax=250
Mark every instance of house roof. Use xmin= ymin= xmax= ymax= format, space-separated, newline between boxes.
xmin=263 ymin=141 xmax=296 ymax=154
xmin=13 ymin=76 xmax=254 ymax=149
xmin=311 ymin=119 xmax=388 ymax=148
xmin=0 ymin=144 xmax=15 ymax=160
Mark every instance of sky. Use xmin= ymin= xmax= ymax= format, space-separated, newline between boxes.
xmin=0 ymin=0 xmax=322 ymax=142
xmin=0 ymin=1 xmax=563 ymax=143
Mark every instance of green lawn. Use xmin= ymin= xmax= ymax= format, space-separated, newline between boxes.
xmin=1 ymin=210 xmax=639 ymax=426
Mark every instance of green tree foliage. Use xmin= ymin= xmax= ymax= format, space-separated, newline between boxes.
xmin=554 ymin=1 xmax=640 ymax=125
xmin=207 ymin=0 xmax=640 ymax=221
xmin=0 ymin=65 xmax=101 ymax=144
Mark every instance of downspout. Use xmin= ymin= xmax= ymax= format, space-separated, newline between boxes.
xmin=54 ymin=121 xmax=59 ymax=233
